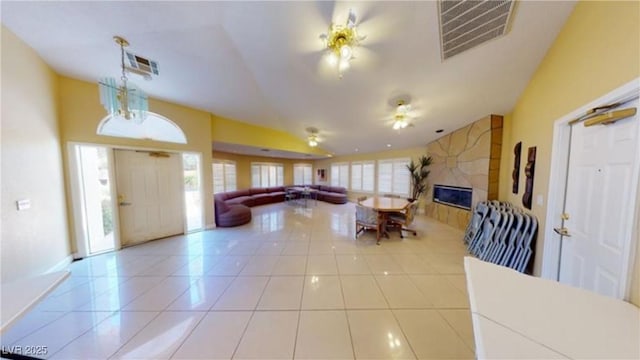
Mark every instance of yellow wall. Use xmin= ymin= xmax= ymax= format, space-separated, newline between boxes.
xmin=58 ymin=77 xmax=215 ymax=233
xmin=211 ymin=115 xmax=328 ymax=156
xmin=1 ymin=27 xmax=71 ymax=281
xmin=212 ymin=151 xmax=313 ymax=189
xmin=498 ymin=0 xmax=640 ymax=292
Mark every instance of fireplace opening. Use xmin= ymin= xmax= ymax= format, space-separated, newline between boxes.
xmin=433 ymin=185 xmax=472 ymax=210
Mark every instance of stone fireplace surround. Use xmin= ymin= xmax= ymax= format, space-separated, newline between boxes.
xmin=425 ymin=115 xmax=503 ymax=229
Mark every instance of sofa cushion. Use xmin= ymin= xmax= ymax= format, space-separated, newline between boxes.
xmin=226 ymin=196 xmax=254 ymax=207
xmin=249 ymin=188 xmax=267 ymax=195
xmin=321 ymin=192 xmax=348 ymax=204
xmin=319 ymin=185 xmax=346 ymax=194
xmin=266 ymin=186 xmax=285 ymax=193
xmin=225 ymin=189 xmax=251 ymax=199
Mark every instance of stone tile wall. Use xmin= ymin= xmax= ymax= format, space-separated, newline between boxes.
xmin=425 ymin=115 xmax=503 ymax=229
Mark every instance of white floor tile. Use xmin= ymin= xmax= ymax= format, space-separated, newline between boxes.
xmin=137 ymin=256 xmax=193 ymax=276
xmin=409 ymin=274 xmax=469 ymax=308
xmin=50 ymin=311 xmax=158 ymax=359
xmin=272 ymin=256 xmax=307 ymax=275
xmin=336 ymin=255 xmax=371 ymax=275
xmin=166 ymin=276 xmax=233 ymax=311
xmin=439 ymin=309 xmax=475 ymax=351
xmin=256 ymin=242 xmax=286 ymax=255
xmin=240 ymin=256 xmax=279 ymax=276
xmin=301 ymin=275 xmax=345 ymax=310
xmin=212 ymin=276 xmax=269 ymax=310
xmin=207 ymin=255 xmax=251 ymax=276
xmin=295 ymin=310 xmax=354 ymax=359
xmin=340 ymin=275 xmax=388 ymax=309
xmin=171 ymin=256 xmax=222 ymax=276
xmin=123 ymin=277 xmax=195 ymax=311
xmin=281 ymin=242 xmax=310 ymax=255
xmin=306 ymin=255 xmax=339 ymax=275
xmin=10 ymin=311 xmax=113 ymax=357
xmin=0 ymin=310 xmax=67 ymax=346
xmin=257 ymin=276 xmax=304 ymax=310
xmin=77 ymin=276 xmax=165 ymax=311
xmin=391 ymin=254 xmax=438 ymax=274
xmin=234 ymin=311 xmax=299 ymax=359
xmin=171 ymin=311 xmax=252 ymax=359
xmin=364 ymin=255 xmax=405 ymax=275
xmin=347 ymin=310 xmax=416 ymax=359
xmin=375 ymin=275 xmax=431 ymax=309
xmin=111 ymin=311 xmax=205 ymax=359
xmin=394 ymin=309 xmax=474 ymax=359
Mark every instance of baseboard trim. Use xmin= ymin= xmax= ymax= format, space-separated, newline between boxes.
xmin=46 ymin=255 xmax=73 ymax=273
xmin=205 ymin=223 xmax=216 ymax=230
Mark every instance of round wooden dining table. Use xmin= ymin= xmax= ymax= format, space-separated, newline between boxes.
xmin=359 ymin=196 xmax=411 ymax=242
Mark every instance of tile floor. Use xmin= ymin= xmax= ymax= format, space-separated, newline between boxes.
xmin=1 ymin=202 xmax=475 ymax=359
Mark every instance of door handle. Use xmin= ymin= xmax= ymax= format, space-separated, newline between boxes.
xmin=119 ymin=202 xmax=132 ymax=206
xmin=554 ymin=227 xmax=571 ymax=237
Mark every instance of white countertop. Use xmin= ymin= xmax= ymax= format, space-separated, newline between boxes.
xmin=1 ymin=271 xmax=70 ymax=333
xmin=464 ymin=257 xmax=640 ymax=359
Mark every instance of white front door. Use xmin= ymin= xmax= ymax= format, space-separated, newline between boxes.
xmin=115 ymin=149 xmax=184 ymax=246
xmin=559 ymin=97 xmax=639 ymax=299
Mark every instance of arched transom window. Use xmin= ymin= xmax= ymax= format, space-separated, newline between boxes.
xmin=97 ymin=112 xmax=187 ymax=144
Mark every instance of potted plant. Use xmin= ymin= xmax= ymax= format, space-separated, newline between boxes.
xmin=407 ymin=155 xmax=433 ymax=201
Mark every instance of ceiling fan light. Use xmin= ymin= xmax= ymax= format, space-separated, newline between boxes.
xmin=339 ymin=59 xmax=350 ymax=72
xmin=320 ymin=10 xmax=363 ymax=78
xmin=340 ymin=45 xmax=352 ymax=60
xmin=326 ymin=52 xmax=338 ymax=66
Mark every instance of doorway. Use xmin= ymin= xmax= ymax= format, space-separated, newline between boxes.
xmin=543 ymin=79 xmax=640 ymax=300
xmin=68 ymin=144 xmax=118 ymax=257
xmin=114 ymin=149 xmax=185 ymax=246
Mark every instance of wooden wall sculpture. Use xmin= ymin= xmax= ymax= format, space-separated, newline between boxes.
xmin=512 ymin=142 xmax=522 ymax=194
xmin=522 ymin=146 xmax=536 ymax=209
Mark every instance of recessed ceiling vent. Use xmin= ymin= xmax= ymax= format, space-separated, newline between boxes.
xmin=126 ymin=51 xmax=159 ymax=79
xmin=439 ymin=0 xmax=516 ymax=60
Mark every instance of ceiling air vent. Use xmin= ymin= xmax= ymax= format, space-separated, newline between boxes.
xmin=126 ymin=51 xmax=159 ymax=79
xmin=439 ymin=0 xmax=516 ymax=60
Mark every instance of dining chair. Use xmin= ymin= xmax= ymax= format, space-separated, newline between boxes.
xmin=387 ymin=201 xmax=418 ymax=238
xmin=355 ymin=204 xmax=381 ymax=243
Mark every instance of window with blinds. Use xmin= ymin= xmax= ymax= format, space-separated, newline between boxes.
xmin=293 ymin=163 xmax=313 ymax=185
xmin=351 ymin=161 xmax=375 ymax=192
xmin=251 ymin=162 xmax=284 ymax=188
xmin=377 ymin=158 xmax=410 ymax=196
xmin=330 ymin=163 xmax=349 ymax=188
xmin=212 ymin=160 xmax=237 ymax=194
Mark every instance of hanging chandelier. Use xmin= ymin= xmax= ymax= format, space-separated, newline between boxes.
xmin=319 ymin=9 xmax=365 ymax=78
xmin=393 ymin=100 xmax=411 ymax=130
xmin=99 ymin=36 xmax=148 ymax=124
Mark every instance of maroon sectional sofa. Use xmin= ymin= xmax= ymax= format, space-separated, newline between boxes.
xmin=214 ymin=185 xmax=347 ymax=227
xmin=310 ymin=185 xmax=348 ymax=204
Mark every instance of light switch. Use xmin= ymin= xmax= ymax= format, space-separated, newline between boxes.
xmin=16 ymin=199 xmax=31 ymax=211
xmin=536 ymin=194 xmax=544 ymax=206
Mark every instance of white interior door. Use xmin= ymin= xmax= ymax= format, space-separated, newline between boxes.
xmin=115 ymin=149 xmax=184 ymax=246
xmin=559 ymin=98 xmax=639 ymax=299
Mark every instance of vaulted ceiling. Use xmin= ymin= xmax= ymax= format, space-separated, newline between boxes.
xmin=1 ymin=1 xmax=576 ymax=156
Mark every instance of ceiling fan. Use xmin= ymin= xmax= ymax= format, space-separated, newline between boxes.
xmin=384 ymin=100 xmax=416 ymax=130
xmin=319 ymin=9 xmax=367 ymax=78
